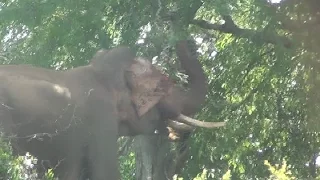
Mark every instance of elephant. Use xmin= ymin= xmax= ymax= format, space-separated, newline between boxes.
xmin=0 ymin=46 xmax=145 ymax=179
xmin=0 ymin=40 xmax=225 ymax=179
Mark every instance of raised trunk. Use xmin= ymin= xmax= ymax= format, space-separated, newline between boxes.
xmin=176 ymin=40 xmax=207 ymax=116
xmin=157 ymin=40 xmax=207 ymax=119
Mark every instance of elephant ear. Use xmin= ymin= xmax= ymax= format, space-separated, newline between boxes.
xmin=128 ymin=57 xmax=174 ymax=116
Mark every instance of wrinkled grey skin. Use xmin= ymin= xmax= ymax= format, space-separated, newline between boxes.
xmin=0 ymin=47 xmax=139 ymax=180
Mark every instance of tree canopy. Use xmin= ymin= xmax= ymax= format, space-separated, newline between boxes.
xmin=1 ymin=0 xmax=320 ymax=179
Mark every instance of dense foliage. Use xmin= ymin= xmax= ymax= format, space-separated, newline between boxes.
xmin=1 ymin=0 xmax=320 ymax=179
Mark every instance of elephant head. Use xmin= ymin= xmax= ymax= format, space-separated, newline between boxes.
xmin=125 ymin=40 xmax=225 ymax=138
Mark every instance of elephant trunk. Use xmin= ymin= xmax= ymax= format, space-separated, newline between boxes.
xmin=169 ymin=40 xmax=225 ymax=129
xmin=175 ymin=40 xmax=207 ymax=116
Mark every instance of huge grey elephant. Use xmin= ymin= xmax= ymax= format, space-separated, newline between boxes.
xmin=0 ymin=40 xmax=224 ymax=179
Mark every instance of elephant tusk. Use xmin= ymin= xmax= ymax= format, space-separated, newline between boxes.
xmin=167 ymin=120 xmax=195 ymax=131
xmin=174 ymin=114 xmax=226 ymax=128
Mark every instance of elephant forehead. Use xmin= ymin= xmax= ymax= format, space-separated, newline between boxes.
xmin=131 ymin=57 xmax=153 ymax=75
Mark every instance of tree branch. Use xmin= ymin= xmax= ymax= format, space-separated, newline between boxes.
xmin=190 ymin=15 xmax=293 ymax=49
xmin=161 ymin=1 xmax=203 ymax=27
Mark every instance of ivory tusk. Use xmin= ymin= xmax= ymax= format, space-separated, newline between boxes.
xmin=167 ymin=119 xmax=195 ymax=131
xmin=175 ymin=114 xmax=226 ymax=128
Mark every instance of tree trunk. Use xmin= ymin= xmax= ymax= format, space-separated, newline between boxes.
xmin=134 ymin=135 xmax=171 ymax=180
